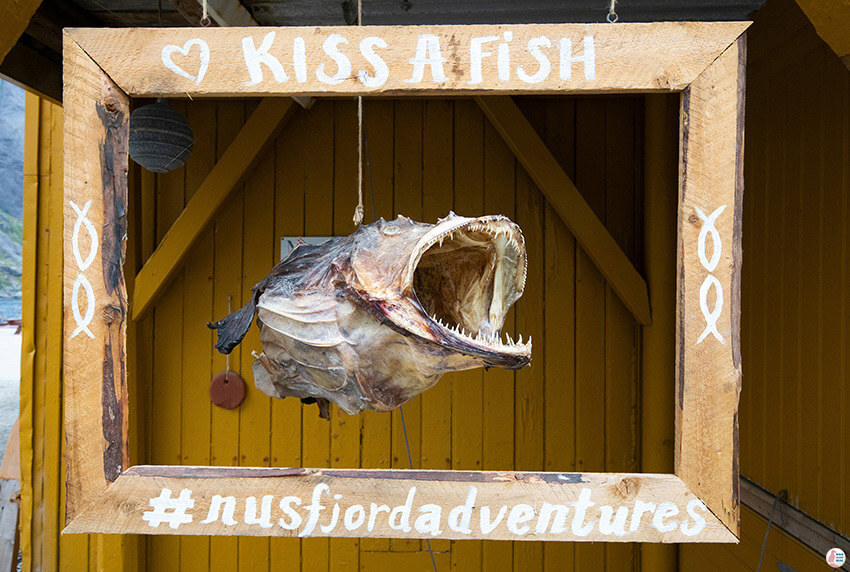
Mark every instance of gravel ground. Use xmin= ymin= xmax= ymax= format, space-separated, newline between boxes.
xmin=0 ymin=325 xmax=20 ymax=464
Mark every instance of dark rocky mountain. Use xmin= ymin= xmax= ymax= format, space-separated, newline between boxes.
xmin=0 ymin=80 xmax=24 ymax=300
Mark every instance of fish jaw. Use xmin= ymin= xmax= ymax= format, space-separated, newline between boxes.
xmin=350 ymin=213 xmax=531 ymax=369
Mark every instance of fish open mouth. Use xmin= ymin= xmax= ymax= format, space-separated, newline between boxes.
xmin=408 ymin=215 xmax=530 ymax=360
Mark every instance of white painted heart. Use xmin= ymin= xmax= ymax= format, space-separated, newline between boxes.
xmin=161 ymin=39 xmax=210 ymax=85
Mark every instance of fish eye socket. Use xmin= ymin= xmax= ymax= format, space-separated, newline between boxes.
xmin=381 ymin=226 xmax=400 ymax=235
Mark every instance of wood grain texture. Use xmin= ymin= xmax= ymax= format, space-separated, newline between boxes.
xmin=0 ymin=0 xmax=43 ymax=61
xmin=62 ymin=35 xmax=130 ymax=523
xmin=476 ymin=95 xmax=651 ymax=325
xmin=65 ymin=467 xmax=735 ymax=543
xmin=67 ymin=23 xmax=748 ymax=97
xmin=674 ymin=37 xmax=745 ymax=536
xmin=131 ymin=97 xmax=297 ymax=320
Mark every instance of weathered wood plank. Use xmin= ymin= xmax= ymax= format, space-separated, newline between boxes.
xmin=62 ymin=35 xmax=130 ymax=522
xmin=65 ymin=467 xmax=736 ymax=543
xmin=0 ymin=0 xmax=42 ymax=61
xmin=131 ymin=97 xmax=298 ymax=320
xmin=476 ymin=95 xmax=652 ymax=325
xmin=674 ymin=37 xmax=746 ymax=536
xmin=68 ymin=23 xmax=749 ymax=97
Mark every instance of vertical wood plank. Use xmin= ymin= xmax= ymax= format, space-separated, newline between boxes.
xmin=780 ymin=62 xmax=802 ymax=502
xmin=543 ymin=97 xmax=577 ymax=571
xmin=178 ymin=100 xmax=216 ymax=572
xmin=816 ymin=47 xmax=843 ymax=528
xmin=603 ymin=97 xmax=639 ymax=570
xmin=330 ymin=99 xmax=361 ymax=569
xmin=20 ymin=92 xmax=38 ymax=572
xmin=451 ymin=99 xmax=485 ymax=570
xmin=33 ymin=100 xmax=49 ymax=568
xmin=675 ymin=38 xmax=745 ymax=533
xmin=300 ymin=100 xmax=334 ymax=572
xmin=269 ymin=95 xmax=307 ymax=572
xmin=208 ymin=100 xmax=245 ymax=572
xmin=641 ymin=93 xmax=679 ymax=572
xmin=62 ymin=37 xmax=131 ymax=525
xmin=237 ymin=129 xmax=276 ymax=572
xmin=761 ymin=73 xmax=784 ymax=498
xmin=574 ymin=97 xmax=607 ymax=570
xmin=419 ymin=98 xmax=454 ymax=555
xmin=390 ymin=99 xmax=423 ymax=553
xmin=512 ymin=98 xmax=545 ymax=572
xmin=358 ymin=99 xmax=394 ymax=555
xmin=798 ymin=47 xmax=824 ymax=519
xmin=149 ymin=100 xmax=187 ymax=568
xmin=481 ymin=108 xmax=516 ymax=572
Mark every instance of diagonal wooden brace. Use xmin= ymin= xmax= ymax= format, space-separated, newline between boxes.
xmin=476 ymin=95 xmax=652 ymax=325
xmin=132 ymin=97 xmax=299 ymax=320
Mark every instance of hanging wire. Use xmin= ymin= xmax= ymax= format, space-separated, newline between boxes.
xmin=755 ymin=497 xmax=779 ymax=572
xmin=400 ymin=408 xmax=439 ymax=572
xmin=607 ymin=0 xmax=619 ymax=23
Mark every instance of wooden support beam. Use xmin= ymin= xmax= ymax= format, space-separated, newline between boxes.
xmin=741 ymin=477 xmax=850 ymax=565
xmin=475 ymin=95 xmax=652 ymax=326
xmin=132 ymin=97 xmax=298 ymax=320
xmin=796 ymin=0 xmax=850 ymax=69
xmin=0 ymin=0 xmax=42 ymax=63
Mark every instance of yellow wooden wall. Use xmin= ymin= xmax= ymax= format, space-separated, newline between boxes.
xmin=122 ymin=95 xmax=644 ymax=571
xmin=680 ymin=0 xmax=850 ymax=569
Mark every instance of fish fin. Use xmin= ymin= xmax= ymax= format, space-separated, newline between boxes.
xmin=208 ymin=276 xmax=268 ymax=354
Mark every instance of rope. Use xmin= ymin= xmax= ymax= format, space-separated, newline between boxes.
xmin=353 ymin=96 xmax=365 ymax=226
xmin=352 ymin=0 xmax=366 ymax=226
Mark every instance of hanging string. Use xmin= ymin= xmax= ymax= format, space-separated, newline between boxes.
xmin=399 ymin=408 xmax=439 ymax=572
xmin=354 ymin=97 xmax=365 ymax=225
xmin=755 ymin=497 xmax=779 ymax=572
xmin=607 ymin=0 xmax=619 ymax=23
xmin=352 ymin=0 xmax=366 ymax=226
xmin=225 ymin=296 xmax=232 ymax=379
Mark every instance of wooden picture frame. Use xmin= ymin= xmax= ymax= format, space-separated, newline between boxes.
xmin=62 ymin=22 xmax=747 ymax=543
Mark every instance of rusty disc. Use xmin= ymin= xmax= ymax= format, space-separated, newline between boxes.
xmin=209 ymin=371 xmax=246 ymax=409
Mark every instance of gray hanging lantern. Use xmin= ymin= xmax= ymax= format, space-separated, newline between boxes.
xmin=128 ymin=98 xmax=194 ymax=173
